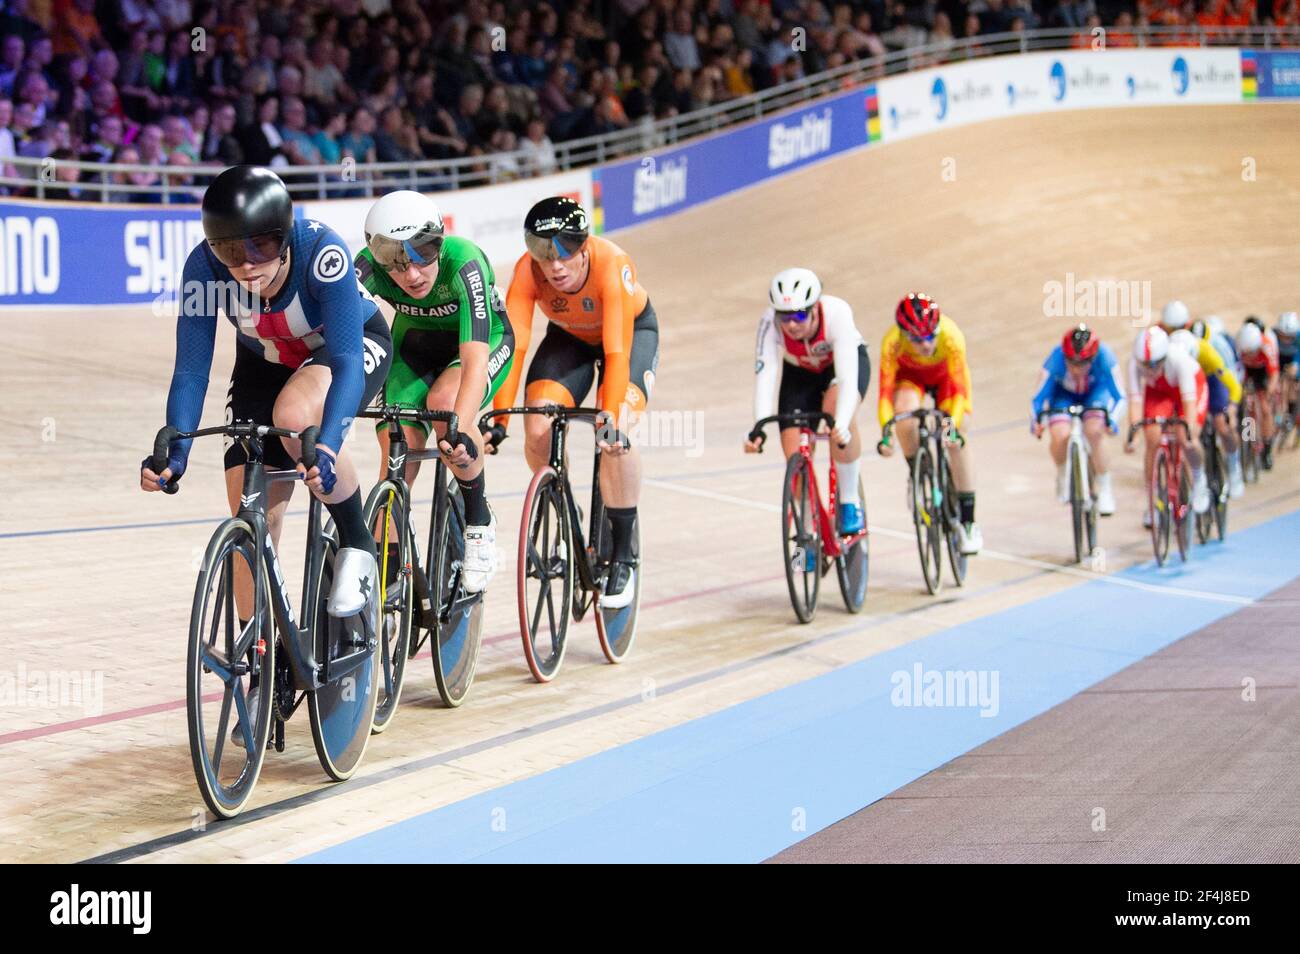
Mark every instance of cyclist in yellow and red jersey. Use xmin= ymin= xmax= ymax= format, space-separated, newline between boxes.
xmin=876 ymin=293 xmax=981 ymax=555
xmin=494 ymin=196 xmax=660 ymax=609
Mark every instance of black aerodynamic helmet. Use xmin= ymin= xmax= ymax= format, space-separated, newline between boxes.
xmin=201 ymin=165 xmax=294 ymax=267
xmin=523 ymin=195 xmax=590 ymax=261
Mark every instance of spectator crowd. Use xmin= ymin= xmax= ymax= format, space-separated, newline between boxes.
xmin=0 ymin=0 xmax=1294 ymax=201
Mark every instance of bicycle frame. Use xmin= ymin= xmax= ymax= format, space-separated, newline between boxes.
xmin=370 ymin=419 xmax=454 ymax=623
xmin=1134 ymin=415 xmax=1192 ymax=522
xmin=482 ymin=405 xmax=622 ymax=596
xmin=230 ymin=433 xmax=372 ymax=692
xmin=787 ymin=427 xmax=861 ymax=559
xmin=752 ymin=411 xmax=867 ymax=559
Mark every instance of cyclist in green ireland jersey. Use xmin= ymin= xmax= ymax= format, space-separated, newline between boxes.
xmin=355 ymin=191 xmax=515 ymax=593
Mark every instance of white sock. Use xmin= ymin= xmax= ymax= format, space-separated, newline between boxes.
xmin=835 ymin=459 xmax=860 ymax=506
xmin=1096 ymin=471 xmax=1112 ymax=492
xmin=1229 ymin=449 xmax=1241 ymax=470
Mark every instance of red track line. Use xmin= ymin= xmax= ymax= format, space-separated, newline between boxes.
xmin=0 ymin=572 xmax=780 ymax=746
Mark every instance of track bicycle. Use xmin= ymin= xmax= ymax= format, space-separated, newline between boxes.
xmin=880 ymin=408 xmax=967 ymax=594
xmin=359 ymin=405 xmax=485 ymax=721
xmin=480 ymin=405 xmax=640 ymax=682
xmin=150 ymin=422 xmax=378 ymax=820
xmin=748 ymin=411 xmax=869 ymax=623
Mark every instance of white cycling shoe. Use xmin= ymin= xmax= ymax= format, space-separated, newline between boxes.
xmin=329 ymin=547 xmax=379 ymax=639
xmin=958 ymin=522 xmax=983 ymax=555
xmin=461 ymin=508 xmax=498 ymax=594
xmin=600 ymin=561 xmax=637 ymax=609
xmin=1191 ymin=472 xmax=1210 ymax=514
xmin=1228 ymin=458 xmax=1245 ymax=499
xmin=1142 ymin=509 xmax=1153 ymax=529
xmin=1095 ymin=473 xmax=1116 ymax=516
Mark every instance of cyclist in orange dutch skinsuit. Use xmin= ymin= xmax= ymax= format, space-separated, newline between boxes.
xmin=493 ymin=196 xmax=660 ymax=609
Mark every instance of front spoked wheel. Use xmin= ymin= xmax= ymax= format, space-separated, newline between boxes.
xmin=1150 ymin=447 xmax=1171 ymax=566
xmin=834 ymin=478 xmax=869 ymax=613
xmin=1069 ymin=441 xmax=1086 ymax=564
xmin=941 ymin=459 xmax=967 ymax=588
xmin=911 ymin=451 xmax=943 ymax=595
xmin=187 ymin=519 xmax=275 ymax=820
xmin=518 ymin=466 xmax=572 ymax=682
xmin=781 ymin=453 xmax=821 ymax=623
xmin=309 ymin=528 xmax=379 ymax=781
xmin=430 ymin=480 xmax=484 ymax=707
xmin=364 ymin=481 xmax=413 ymax=733
xmin=595 ymin=513 xmax=641 ymax=663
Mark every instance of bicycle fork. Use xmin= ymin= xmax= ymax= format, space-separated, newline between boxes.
xmin=1070 ymin=417 xmax=1092 ymax=505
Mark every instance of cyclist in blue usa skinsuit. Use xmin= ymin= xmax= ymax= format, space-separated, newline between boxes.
xmin=140 ymin=165 xmax=392 ymax=629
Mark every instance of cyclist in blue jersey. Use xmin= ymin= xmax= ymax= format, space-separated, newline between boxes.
xmin=140 ymin=165 xmax=392 ymax=631
xmin=1030 ymin=324 xmax=1124 ymax=515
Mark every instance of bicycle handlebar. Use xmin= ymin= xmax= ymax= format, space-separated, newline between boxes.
xmin=748 ymin=412 xmax=835 ymax=450
xmin=359 ymin=405 xmax=460 ymax=449
xmin=879 ymin=409 xmax=962 ymax=453
xmin=480 ymin=406 xmax=631 ymax=450
xmin=149 ymin=422 xmax=320 ymax=495
xmin=1035 ymin=405 xmax=1113 ymax=426
xmin=1127 ymin=416 xmax=1191 ymax=442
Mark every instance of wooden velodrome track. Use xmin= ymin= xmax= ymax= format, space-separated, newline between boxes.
xmin=2 ymin=105 xmax=1299 ymax=863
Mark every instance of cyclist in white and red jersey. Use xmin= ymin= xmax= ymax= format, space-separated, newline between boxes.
xmin=744 ymin=267 xmax=870 ymax=535
xmin=1237 ymin=318 xmax=1281 ymax=470
xmin=1125 ymin=325 xmax=1210 ymax=525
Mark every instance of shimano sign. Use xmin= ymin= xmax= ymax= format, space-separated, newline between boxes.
xmin=0 ymin=214 xmax=60 ymax=296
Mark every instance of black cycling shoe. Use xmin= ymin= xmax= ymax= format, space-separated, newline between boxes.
xmin=1263 ymin=444 xmax=1275 ymax=470
xmin=601 ymin=560 xmax=637 ymax=610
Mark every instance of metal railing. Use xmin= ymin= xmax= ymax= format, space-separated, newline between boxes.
xmin=2 ymin=24 xmax=1295 ymax=204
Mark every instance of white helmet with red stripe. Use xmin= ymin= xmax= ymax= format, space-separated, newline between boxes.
xmin=1133 ymin=325 xmax=1170 ymax=364
xmin=769 ymin=268 xmax=821 ymax=312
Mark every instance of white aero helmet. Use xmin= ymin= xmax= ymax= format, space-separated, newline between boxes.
xmin=364 ymin=190 xmax=445 ymax=271
xmin=1278 ymin=311 xmax=1300 ymax=337
xmin=1170 ymin=329 xmax=1199 ymax=361
xmin=1206 ymin=314 xmax=1225 ymax=337
xmin=1236 ymin=321 xmax=1264 ymax=355
xmin=1161 ymin=300 xmax=1190 ymax=330
xmin=769 ymin=267 xmax=822 ymax=313
xmin=1134 ymin=325 xmax=1170 ymax=364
